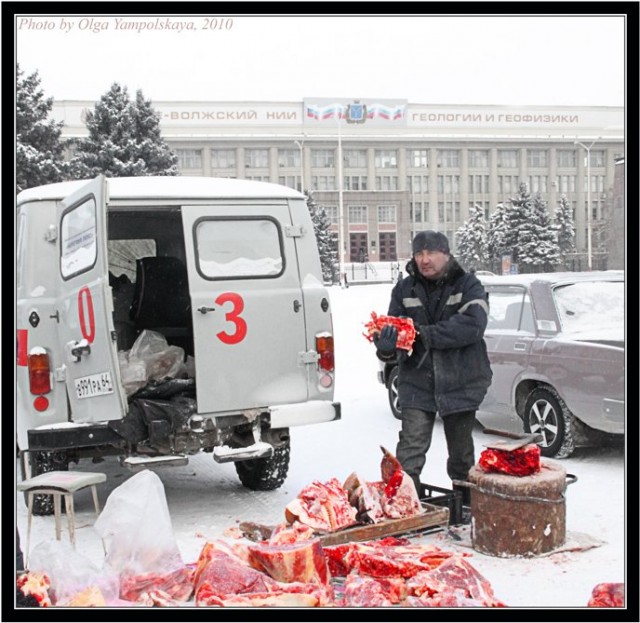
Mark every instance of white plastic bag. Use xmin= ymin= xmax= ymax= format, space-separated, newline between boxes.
xmin=93 ymin=470 xmax=193 ymax=601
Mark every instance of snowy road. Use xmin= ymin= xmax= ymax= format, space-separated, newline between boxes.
xmin=15 ymin=283 xmax=627 ymax=610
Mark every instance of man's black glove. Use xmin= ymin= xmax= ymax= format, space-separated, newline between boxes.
xmin=373 ymin=325 xmax=398 ymax=356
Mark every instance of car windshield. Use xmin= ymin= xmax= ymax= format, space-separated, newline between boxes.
xmin=553 ymin=281 xmax=625 ymax=334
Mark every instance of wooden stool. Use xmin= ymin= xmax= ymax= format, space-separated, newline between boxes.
xmin=17 ymin=471 xmax=107 ymax=567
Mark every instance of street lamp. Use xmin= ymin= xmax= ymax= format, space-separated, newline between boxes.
xmin=294 ymin=138 xmax=305 ymax=193
xmin=337 ymin=117 xmax=346 ymax=287
xmin=574 ymin=138 xmax=600 ymax=271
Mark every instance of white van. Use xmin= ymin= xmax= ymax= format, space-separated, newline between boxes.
xmin=16 ymin=176 xmax=339 ymax=514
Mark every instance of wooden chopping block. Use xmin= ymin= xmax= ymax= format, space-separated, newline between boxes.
xmin=482 ymin=428 xmax=542 ymax=451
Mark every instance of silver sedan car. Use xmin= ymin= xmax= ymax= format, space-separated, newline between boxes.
xmin=379 ymin=271 xmax=625 ymax=458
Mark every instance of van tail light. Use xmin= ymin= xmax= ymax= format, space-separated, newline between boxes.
xmin=316 ymin=334 xmax=335 ymax=372
xmin=28 ymin=351 xmax=52 ymax=395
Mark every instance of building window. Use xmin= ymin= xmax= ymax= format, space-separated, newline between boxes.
xmin=278 ymin=175 xmax=302 ymax=191
xmin=468 ymin=149 xmax=489 ymax=168
xmin=497 ymin=175 xmax=520 ymax=194
xmin=324 ymin=205 xmax=338 ymax=225
xmin=586 ymin=175 xmax=606 ymax=193
xmin=278 ymin=149 xmax=300 ymax=167
xmin=378 ymin=205 xmax=396 ymax=223
xmin=556 ymin=175 xmax=576 ymax=193
xmin=245 ymin=175 xmax=270 ymax=182
xmin=311 ymin=149 xmax=335 ymax=168
xmin=438 ymin=201 xmax=460 ymax=223
xmin=311 ymin=175 xmax=336 ymax=190
xmin=468 ymin=175 xmax=489 ymax=193
xmin=245 ymin=149 xmax=269 ymax=168
xmin=176 ymin=149 xmax=202 ymax=169
xmin=589 ymin=150 xmax=605 ymax=167
xmin=375 ymin=176 xmax=398 ymax=191
xmin=343 ymin=149 xmax=367 ymax=168
xmin=437 ymin=149 xmax=460 ymax=168
xmin=210 ymin=149 xmax=236 ymax=169
xmin=407 ymin=175 xmax=429 ymax=194
xmin=374 ymin=150 xmax=398 ymax=168
xmin=410 ymin=201 xmax=427 ymax=223
xmin=557 ymin=150 xmax=577 ymax=167
xmin=529 ymin=175 xmax=548 ymax=193
xmin=408 ymin=149 xmax=428 ymax=168
xmin=497 ymin=150 xmax=518 ymax=168
xmin=343 ymin=175 xmax=368 ymax=190
xmin=348 ymin=205 xmax=368 ymax=224
xmin=437 ymin=175 xmax=460 ymax=194
xmin=527 ymin=149 xmax=548 ymax=167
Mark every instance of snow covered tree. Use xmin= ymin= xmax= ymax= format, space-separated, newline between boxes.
xmin=502 ymin=182 xmax=534 ymax=270
xmin=70 ymin=83 xmax=178 ymax=178
xmin=553 ymin=195 xmax=576 ymax=264
xmin=306 ymin=191 xmax=339 ymax=283
xmin=517 ymin=192 xmax=561 ymax=272
xmin=455 ymin=204 xmax=489 ymax=271
xmin=16 ymin=65 xmax=67 ymax=193
xmin=486 ymin=203 xmax=511 ymax=271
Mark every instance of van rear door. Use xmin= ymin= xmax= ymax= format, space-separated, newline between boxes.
xmin=182 ymin=202 xmax=309 ymax=414
xmin=56 ymin=176 xmax=127 ymax=422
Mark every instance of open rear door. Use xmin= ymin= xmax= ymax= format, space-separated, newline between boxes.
xmin=182 ymin=202 xmax=309 ymax=414
xmin=55 ymin=176 xmax=127 ymax=422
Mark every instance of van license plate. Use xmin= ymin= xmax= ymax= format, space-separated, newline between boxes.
xmin=75 ymin=372 xmax=114 ymax=399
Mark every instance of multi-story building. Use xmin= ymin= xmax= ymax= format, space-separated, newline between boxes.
xmin=53 ymin=98 xmax=624 ymax=268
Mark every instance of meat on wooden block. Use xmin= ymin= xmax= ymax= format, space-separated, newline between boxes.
xmin=381 ymin=469 xmax=422 ymax=519
xmin=246 ymin=538 xmax=331 ymax=585
xmin=343 ymin=472 xmax=385 ymax=523
xmin=269 ymin=521 xmax=317 ymax=545
xmin=284 ymin=477 xmax=358 ymax=532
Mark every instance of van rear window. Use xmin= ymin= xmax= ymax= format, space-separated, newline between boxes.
xmin=195 ymin=217 xmax=284 ymax=279
xmin=60 ymin=197 xmax=97 ymax=278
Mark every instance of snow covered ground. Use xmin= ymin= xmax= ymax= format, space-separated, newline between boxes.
xmin=14 ymin=283 xmax=627 ymax=612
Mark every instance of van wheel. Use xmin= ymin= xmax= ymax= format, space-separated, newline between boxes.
xmin=21 ymin=450 xmax=70 ymax=516
xmin=523 ymin=387 xmax=576 ymax=459
xmin=235 ymin=441 xmax=290 ymax=491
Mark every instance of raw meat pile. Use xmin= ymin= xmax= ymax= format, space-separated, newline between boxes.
xmin=363 ymin=312 xmax=417 ymax=353
xmin=190 ymin=534 xmax=506 ymax=607
xmin=478 ymin=444 xmax=541 ymax=477
xmin=587 ymin=582 xmax=625 ymax=607
xmin=16 ymin=449 xmax=509 ymax=608
xmin=285 ymin=447 xmax=422 ymax=531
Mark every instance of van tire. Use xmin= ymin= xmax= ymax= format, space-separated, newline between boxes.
xmin=235 ymin=441 xmax=290 ymax=491
xmin=21 ymin=450 xmax=70 ymax=516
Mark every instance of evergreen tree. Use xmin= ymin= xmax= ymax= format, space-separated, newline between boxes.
xmin=306 ymin=191 xmax=339 ymax=283
xmin=518 ymin=192 xmax=561 ymax=272
xmin=553 ymin=194 xmax=577 ymax=263
xmin=16 ymin=65 xmax=67 ymax=193
xmin=70 ymin=83 xmax=178 ymax=178
xmin=486 ymin=203 xmax=511 ymax=271
xmin=503 ymin=182 xmax=533 ymax=269
xmin=455 ymin=204 xmax=488 ymax=270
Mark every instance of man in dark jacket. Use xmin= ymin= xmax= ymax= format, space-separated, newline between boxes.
xmin=373 ymin=231 xmax=492 ymax=506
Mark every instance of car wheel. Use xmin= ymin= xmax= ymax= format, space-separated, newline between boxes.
xmin=388 ymin=366 xmax=401 ymax=420
xmin=235 ymin=441 xmax=290 ymax=491
xmin=523 ymin=387 xmax=576 ymax=459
